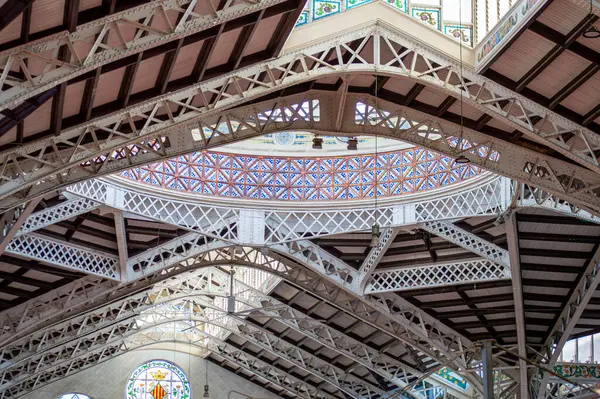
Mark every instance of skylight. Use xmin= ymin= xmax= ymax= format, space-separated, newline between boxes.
xmin=295 ymin=0 xmax=516 ymax=47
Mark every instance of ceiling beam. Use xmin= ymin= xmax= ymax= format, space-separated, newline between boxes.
xmin=516 ymin=213 xmax=594 ymax=225
xmin=0 ymin=0 xmax=35 ymax=33
xmin=549 ymin=63 xmax=600 ymax=110
xmin=518 ymin=248 xmax=591 ymax=259
xmin=229 ymin=9 xmax=265 ymax=70
xmin=517 ymin=15 xmax=598 ymax=92
xmin=403 ymin=83 xmax=425 ymax=106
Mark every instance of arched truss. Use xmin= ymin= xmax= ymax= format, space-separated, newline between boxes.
xmin=1 ymin=22 xmax=600 ymax=213
xmin=0 ymin=266 xmax=457 ymax=399
xmin=0 ymin=221 xmax=597 ymax=398
xmin=0 ymin=250 xmax=486 ymax=396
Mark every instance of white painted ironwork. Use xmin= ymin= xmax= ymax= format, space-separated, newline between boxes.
xmin=536 ymin=246 xmax=600 ymax=399
xmin=421 ymin=220 xmax=510 ymax=267
xmin=65 ymin=174 xmax=509 ymax=245
xmin=0 ymin=267 xmax=427 ymax=399
xmin=2 ymin=22 xmax=600 ymax=212
xmin=0 ymin=200 xmax=39 ymax=256
xmin=5 ymin=233 xmax=119 ymax=279
xmin=365 ymin=259 xmax=510 ymax=293
xmin=0 ymin=0 xmax=288 ymax=112
xmin=0 ymin=243 xmax=482 ymax=393
xmin=357 ymin=227 xmax=398 ymax=291
xmin=517 ymin=183 xmax=600 ymax=225
xmin=68 ymin=179 xmax=240 ymax=242
xmin=16 ymin=197 xmax=100 ymax=236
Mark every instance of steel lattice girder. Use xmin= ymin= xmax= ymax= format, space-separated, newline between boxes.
xmin=2 ymin=22 xmax=600 ymax=212
xmin=0 ymin=0 xmax=291 ymax=112
xmin=0 ymin=320 xmax=336 ymax=399
xmin=516 ymin=183 xmax=600 ymax=225
xmin=536 ymin=247 xmax=600 ymax=399
xmin=364 ymin=258 xmax=511 ymax=293
xmin=15 ymin=197 xmax=100 ymax=236
xmin=6 ymin=233 xmax=120 ymax=279
xmin=0 ymin=267 xmax=425 ymax=399
xmin=420 ymin=220 xmax=510 ymax=267
xmin=31 ymin=89 xmax=600 ymax=215
xmin=0 ymin=244 xmax=483 ymax=392
xmin=64 ymin=174 xmax=510 ymax=247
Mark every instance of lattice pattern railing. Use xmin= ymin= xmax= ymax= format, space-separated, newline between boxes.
xmin=422 ymin=220 xmax=510 ymax=267
xmin=66 ymin=175 xmax=508 ymax=246
xmin=366 ymin=259 xmax=510 ymax=293
xmin=6 ymin=234 xmax=119 ymax=279
xmin=17 ymin=197 xmax=100 ymax=236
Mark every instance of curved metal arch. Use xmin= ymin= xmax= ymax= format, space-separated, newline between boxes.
xmin=3 ymin=324 xmax=337 ymax=399
xmin=59 ymin=90 xmax=600 ymax=215
xmin=0 ymin=246 xmax=483 ymax=393
xmin=1 ymin=21 xmax=600 ymax=211
xmin=0 ymin=270 xmax=427 ymax=399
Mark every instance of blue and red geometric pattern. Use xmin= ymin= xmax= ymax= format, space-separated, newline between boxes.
xmin=121 ymin=147 xmax=481 ymax=201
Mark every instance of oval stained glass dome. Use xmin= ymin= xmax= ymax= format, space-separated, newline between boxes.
xmin=120 ymin=146 xmax=483 ymax=202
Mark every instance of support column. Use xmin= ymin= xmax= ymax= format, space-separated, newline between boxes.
xmin=506 ymin=212 xmax=529 ymax=399
xmin=482 ymin=340 xmax=494 ymax=399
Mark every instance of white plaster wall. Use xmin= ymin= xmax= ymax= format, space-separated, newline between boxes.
xmin=21 ymin=347 xmax=283 ymax=399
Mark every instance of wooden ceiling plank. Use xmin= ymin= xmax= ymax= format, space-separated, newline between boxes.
xmin=0 ymin=255 xmax=81 ymax=279
xmin=81 ymin=67 xmax=102 ymax=122
xmin=118 ymin=53 xmax=143 ymax=109
xmin=0 ymin=270 xmax=55 ymax=290
xmin=436 ymin=96 xmax=456 ymax=117
xmin=266 ymin=0 xmax=304 ymax=57
xmin=403 ymin=83 xmax=425 ymax=107
xmin=229 ymin=9 xmax=266 ymax=71
xmin=529 ymin=18 xmax=600 ymax=67
xmin=549 ymin=62 xmax=600 ymax=109
xmin=156 ymin=39 xmax=185 ymax=95
xmin=0 ymin=0 xmax=35 ymax=33
xmin=517 ymin=15 xmax=599 ymax=93
xmin=518 ymin=231 xmax=600 ymax=243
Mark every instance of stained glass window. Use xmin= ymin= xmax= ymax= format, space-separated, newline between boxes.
xmin=57 ymin=394 xmax=92 ymax=399
xmin=126 ymin=360 xmax=191 ymax=399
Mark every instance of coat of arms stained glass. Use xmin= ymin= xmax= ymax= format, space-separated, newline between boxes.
xmin=126 ymin=360 xmax=191 ymax=399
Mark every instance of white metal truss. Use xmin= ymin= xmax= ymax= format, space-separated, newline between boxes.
xmin=2 ymin=22 xmax=600 ymax=212
xmin=517 ymin=183 xmax=600 ymax=225
xmin=536 ymin=246 xmax=600 ymax=399
xmin=1 ymin=322 xmax=333 ymax=399
xmin=64 ymin=174 xmax=509 ymax=245
xmin=0 ymin=200 xmax=39 ymax=256
xmin=365 ymin=258 xmax=511 ymax=293
xmin=0 ymin=267 xmax=427 ymax=399
xmin=5 ymin=233 xmax=119 ymax=279
xmin=16 ymin=196 xmax=100 ymax=236
xmin=0 ymin=243 xmax=483 ymax=392
xmin=421 ymin=220 xmax=510 ymax=267
xmin=0 ymin=0 xmax=288 ymax=112
xmin=357 ymin=227 xmax=398 ymax=292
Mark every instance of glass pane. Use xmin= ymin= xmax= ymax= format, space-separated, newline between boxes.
xmin=126 ymin=360 xmax=191 ymax=399
xmin=442 ymin=0 xmax=472 ymax=23
xmin=563 ymin=339 xmax=577 ymax=362
xmin=58 ymin=394 xmax=92 ymax=399
xmin=578 ymin=336 xmax=592 ymax=363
